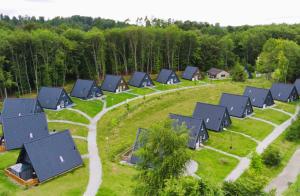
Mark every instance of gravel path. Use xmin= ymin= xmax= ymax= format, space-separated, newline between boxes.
xmin=265 ymin=149 xmax=300 ymax=195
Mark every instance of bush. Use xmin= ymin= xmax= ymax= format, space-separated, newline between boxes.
xmin=262 ymin=147 xmax=282 ymax=167
xmin=231 ymin=62 xmax=247 ymax=82
xmin=285 ymin=118 xmax=300 ymax=141
xmin=250 ymin=153 xmax=263 ymax=172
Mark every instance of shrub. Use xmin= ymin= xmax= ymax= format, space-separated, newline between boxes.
xmin=231 ymin=62 xmax=247 ymax=82
xmin=262 ymin=147 xmax=282 ymax=167
xmin=285 ymin=118 xmax=300 ymax=141
xmin=250 ymin=153 xmax=263 ymax=172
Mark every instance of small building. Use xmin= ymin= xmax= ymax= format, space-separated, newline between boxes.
xmin=243 ymin=86 xmax=274 ymax=108
xmin=5 ymin=130 xmax=83 ymax=186
xmin=71 ymin=79 xmax=103 ymax=100
xmin=128 ymin=128 xmax=148 ymax=165
xmin=207 ymin=68 xmax=230 ymax=79
xmin=192 ymin=102 xmax=231 ymax=132
xmin=37 ymin=87 xmax=73 ymax=110
xmin=156 ymin=69 xmax=180 ymax=84
xmin=294 ymin=79 xmax=300 ymax=96
xmin=0 ymin=113 xmax=49 ymax=151
xmin=182 ymin=66 xmax=201 ymax=81
xmin=128 ymin=72 xmax=154 ymax=88
xmin=169 ymin=113 xmax=209 ymax=149
xmin=101 ymin=75 xmax=129 ymax=93
xmin=270 ymin=83 xmax=299 ymax=102
xmin=0 ymin=98 xmax=43 ymax=124
xmin=219 ymin=93 xmax=253 ymax=118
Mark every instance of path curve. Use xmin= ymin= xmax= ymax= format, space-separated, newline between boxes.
xmin=270 ymin=107 xmax=293 ymax=117
xmin=47 ymin=119 xmax=89 ymax=127
xmin=228 ymin=130 xmax=261 ymax=144
xmin=67 ymin=108 xmax=92 ymax=121
xmin=249 ymin=116 xmax=278 ymax=127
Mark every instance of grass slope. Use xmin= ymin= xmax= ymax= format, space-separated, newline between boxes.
xmin=46 ymin=109 xmax=90 ymax=124
xmin=72 ymin=98 xmax=103 ymax=117
xmin=105 ymin=92 xmax=137 ymax=108
xmin=48 ymin=122 xmax=88 ymax=137
xmin=253 ymin=108 xmax=290 ymax=125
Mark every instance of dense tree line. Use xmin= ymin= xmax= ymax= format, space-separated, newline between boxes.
xmin=0 ymin=15 xmax=300 ymax=98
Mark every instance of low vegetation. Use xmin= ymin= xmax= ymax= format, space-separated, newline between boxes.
xmin=253 ymin=108 xmax=290 ymax=125
xmin=46 ymin=109 xmax=90 ymax=124
xmin=48 ymin=122 xmax=88 ymax=137
xmin=72 ymin=98 xmax=103 ymax=117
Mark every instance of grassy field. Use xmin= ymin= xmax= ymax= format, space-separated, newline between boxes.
xmin=275 ymin=101 xmax=297 ymax=114
xmin=253 ymin=108 xmax=290 ymax=125
xmin=283 ymin=174 xmax=300 ymax=195
xmin=74 ymin=139 xmax=88 ymax=155
xmin=105 ymin=92 xmax=137 ymax=108
xmin=96 ymin=78 xmax=275 ymax=195
xmin=72 ymin=97 xmax=103 ymax=117
xmin=46 ymin=109 xmax=90 ymax=124
xmin=229 ymin=118 xmax=274 ymax=141
xmin=129 ymin=87 xmax=156 ymax=95
xmin=48 ymin=122 xmax=88 ymax=137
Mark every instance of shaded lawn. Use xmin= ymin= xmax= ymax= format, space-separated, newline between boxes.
xmin=128 ymin=87 xmax=156 ymax=95
xmin=72 ymin=97 xmax=103 ymax=117
xmin=274 ymin=101 xmax=297 ymax=114
xmin=105 ymin=92 xmax=137 ymax=108
xmin=153 ymin=81 xmax=182 ymax=91
xmin=253 ymin=108 xmax=290 ymax=125
xmin=206 ymin=131 xmax=257 ymax=157
xmin=48 ymin=122 xmax=88 ymax=137
xmin=179 ymin=79 xmax=206 ymax=87
xmin=283 ymin=173 xmax=300 ymax=196
xmin=229 ymin=118 xmax=274 ymax=141
xmin=74 ymin=139 xmax=88 ymax=155
xmin=46 ymin=109 xmax=90 ymax=124
xmin=191 ymin=148 xmax=239 ymax=185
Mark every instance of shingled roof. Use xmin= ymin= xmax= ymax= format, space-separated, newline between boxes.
xmin=219 ymin=93 xmax=253 ymax=118
xmin=1 ymin=113 xmax=49 ymax=150
xmin=243 ymin=86 xmax=274 ymax=108
xmin=156 ymin=69 xmax=180 ymax=84
xmin=169 ymin=113 xmax=208 ymax=149
xmin=129 ymin=128 xmax=148 ymax=165
xmin=193 ymin=102 xmax=231 ymax=131
xmin=128 ymin=72 xmax=154 ymax=87
xmin=270 ymin=83 xmax=299 ymax=102
xmin=101 ymin=75 xmax=127 ymax=92
xmin=17 ymin=130 xmax=83 ymax=183
xmin=295 ymin=79 xmax=300 ymax=94
xmin=37 ymin=87 xmax=73 ymax=110
xmin=182 ymin=66 xmax=200 ymax=80
xmin=207 ymin=68 xmax=224 ymax=76
xmin=71 ymin=79 xmax=102 ymax=99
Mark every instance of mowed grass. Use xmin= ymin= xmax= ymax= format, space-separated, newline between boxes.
xmin=274 ymin=101 xmax=297 ymax=114
xmin=229 ymin=118 xmax=274 ymax=141
xmin=48 ymin=122 xmax=88 ymax=137
xmin=97 ymin=80 xmax=272 ymax=195
xmin=72 ymin=97 xmax=103 ymax=117
xmin=74 ymin=139 xmax=88 ymax=155
xmin=153 ymin=81 xmax=182 ymax=91
xmin=46 ymin=109 xmax=90 ymax=124
xmin=191 ymin=149 xmax=239 ymax=185
xmin=206 ymin=131 xmax=257 ymax=157
xmin=283 ymin=174 xmax=300 ymax=196
xmin=129 ymin=87 xmax=156 ymax=95
xmin=253 ymin=108 xmax=290 ymax=125
xmin=105 ymin=92 xmax=137 ymax=108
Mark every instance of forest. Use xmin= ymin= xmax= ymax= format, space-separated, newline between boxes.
xmin=0 ymin=14 xmax=300 ymax=98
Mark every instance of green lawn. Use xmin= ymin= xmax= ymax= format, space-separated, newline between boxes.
xmin=72 ymin=97 xmax=103 ymax=117
xmin=153 ymin=81 xmax=182 ymax=91
xmin=274 ymin=101 xmax=297 ymax=114
xmin=179 ymin=79 xmax=206 ymax=87
xmin=74 ymin=139 xmax=88 ymax=155
xmin=46 ymin=109 xmax=90 ymax=124
xmin=229 ymin=118 xmax=274 ymax=141
xmin=283 ymin=174 xmax=300 ymax=196
xmin=105 ymin=92 xmax=137 ymax=108
xmin=129 ymin=87 xmax=156 ymax=95
xmin=206 ymin=131 xmax=257 ymax=157
xmin=253 ymin=108 xmax=290 ymax=125
xmin=48 ymin=122 xmax=88 ymax=137
xmin=191 ymin=149 xmax=239 ymax=185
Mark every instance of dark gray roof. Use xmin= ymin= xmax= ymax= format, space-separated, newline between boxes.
xmin=71 ymin=79 xmax=101 ymax=99
xmin=207 ymin=68 xmax=225 ymax=75
xmin=130 ymin=128 xmax=148 ymax=164
xmin=295 ymin=79 xmax=300 ymax=95
xmin=2 ymin=113 xmax=49 ymax=150
xmin=37 ymin=87 xmax=72 ymax=109
xmin=169 ymin=113 xmax=208 ymax=149
xmin=243 ymin=86 xmax=274 ymax=107
xmin=219 ymin=93 xmax=252 ymax=118
xmin=101 ymin=75 xmax=124 ymax=92
xmin=182 ymin=66 xmax=199 ymax=80
xmin=128 ymin=72 xmax=153 ymax=87
xmin=20 ymin=130 xmax=83 ymax=183
xmin=193 ymin=102 xmax=229 ymax=131
xmin=1 ymin=98 xmax=43 ymax=119
xmin=270 ymin=83 xmax=298 ymax=102
xmin=156 ymin=69 xmax=179 ymax=84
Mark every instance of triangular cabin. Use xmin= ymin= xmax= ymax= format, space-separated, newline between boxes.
xmin=5 ymin=130 xmax=83 ymax=186
xmin=0 ymin=98 xmax=43 ymax=124
xmin=128 ymin=128 xmax=148 ymax=165
xmin=192 ymin=102 xmax=231 ymax=132
xmin=156 ymin=69 xmax=180 ymax=84
xmin=101 ymin=75 xmax=129 ymax=93
xmin=243 ymin=86 xmax=274 ymax=108
xmin=37 ymin=87 xmax=73 ymax=110
xmin=169 ymin=113 xmax=209 ymax=149
xmin=182 ymin=66 xmax=201 ymax=81
xmin=128 ymin=72 xmax=154 ymax=88
xmin=71 ymin=79 xmax=103 ymax=100
xmin=294 ymin=79 xmax=300 ymax=95
xmin=219 ymin=93 xmax=253 ymax=118
xmin=270 ymin=83 xmax=299 ymax=102
xmin=207 ymin=68 xmax=230 ymax=79
xmin=0 ymin=113 xmax=49 ymax=152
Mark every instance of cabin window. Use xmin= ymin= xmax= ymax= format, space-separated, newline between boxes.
xmin=253 ymin=98 xmax=256 ymax=102
xmin=230 ymin=106 xmax=234 ymax=111
xmin=206 ymin=118 xmax=210 ymax=123
xmin=249 ymin=90 xmax=252 ymax=93
xmin=29 ymin=133 xmax=33 ymax=139
xmin=221 ymin=74 xmax=225 ymax=77
xmin=18 ymin=113 xmax=21 ymax=116
xmin=59 ymin=156 xmax=64 ymax=163
xmin=278 ymin=93 xmax=281 ymax=97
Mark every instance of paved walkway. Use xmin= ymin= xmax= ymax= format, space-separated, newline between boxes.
xmin=72 ymin=135 xmax=88 ymax=141
xmin=265 ymin=149 xmax=300 ymax=195
xmin=185 ymin=160 xmax=201 ymax=179
xmin=225 ymin=106 xmax=300 ymax=182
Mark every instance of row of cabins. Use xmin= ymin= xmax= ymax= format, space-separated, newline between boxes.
xmin=126 ymin=81 xmax=300 ymax=165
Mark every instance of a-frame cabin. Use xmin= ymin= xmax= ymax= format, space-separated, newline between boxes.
xmin=243 ymin=86 xmax=274 ymax=108
xmin=71 ymin=79 xmax=103 ymax=99
xmin=101 ymin=75 xmax=129 ymax=93
xmin=37 ymin=87 xmax=73 ymax=110
xmin=270 ymin=83 xmax=299 ymax=102
xmin=182 ymin=66 xmax=201 ymax=81
xmin=156 ymin=69 xmax=180 ymax=84
xmin=128 ymin=72 xmax=154 ymax=88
